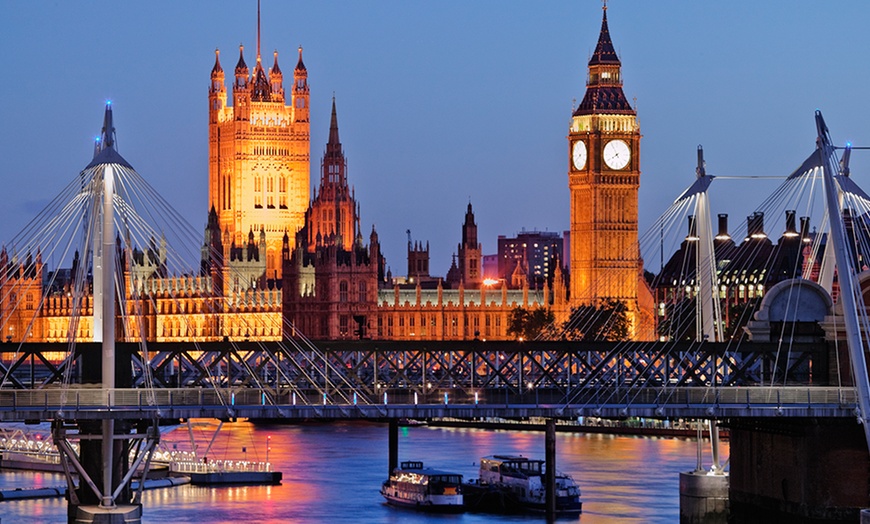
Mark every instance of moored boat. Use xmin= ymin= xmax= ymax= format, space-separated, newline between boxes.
xmin=380 ymin=460 xmax=464 ymax=513
xmin=464 ymin=454 xmax=582 ymax=515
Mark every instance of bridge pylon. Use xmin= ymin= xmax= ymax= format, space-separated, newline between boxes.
xmin=50 ymin=103 xmax=161 ymax=524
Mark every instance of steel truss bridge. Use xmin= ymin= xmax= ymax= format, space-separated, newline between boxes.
xmin=0 ymin=340 xmax=856 ymax=421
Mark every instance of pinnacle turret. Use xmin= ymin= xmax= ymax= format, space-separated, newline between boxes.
xmin=211 ymin=48 xmax=223 ymax=74
xmin=271 ymin=50 xmax=282 ymax=76
xmin=328 ymin=96 xmax=341 ymax=147
xmin=235 ymin=45 xmax=248 ymax=75
xmin=295 ymin=46 xmax=306 ymax=72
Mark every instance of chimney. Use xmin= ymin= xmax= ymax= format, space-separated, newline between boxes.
xmin=686 ymin=215 xmax=699 ymax=242
xmin=783 ymin=210 xmax=799 ymax=238
xmin=747 ymin=212 xmax=767 ymax=240
xmin=715 ymin=213 xmax=730 ymax=241
xmin=800 ymin=216 xmax=811 ymax=244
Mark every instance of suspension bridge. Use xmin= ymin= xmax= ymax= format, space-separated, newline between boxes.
xmin=1 ymin=105 xmax=870 ymax=521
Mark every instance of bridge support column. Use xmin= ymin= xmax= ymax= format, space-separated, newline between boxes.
xmin=729 ymin=417 xmax=870 ymax=522
xmin=680 ymin=420 xmax=728 ymax=523
xmin=545 ymin=418 xmax=556 ymax=521
xmin=69 ymin=504 xmax=142 ymax=524
xmin=679 ymin=471 xmax=728 ymax=524
xmin=388 ymin=418 xmax=398 ymax=478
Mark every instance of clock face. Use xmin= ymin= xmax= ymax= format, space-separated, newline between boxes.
xmin=571 ymin=141 xmax=587 ymax=170
xmin=603 ymin=139 xmax=631 ymax=170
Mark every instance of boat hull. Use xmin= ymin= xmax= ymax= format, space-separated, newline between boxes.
xmin=380 ymin=461 xmax=464 ymax=513
xmin=381 ymin=488 xmax=464 ymax=513
xmin=463 ymin=482 xmax=582 ymax=515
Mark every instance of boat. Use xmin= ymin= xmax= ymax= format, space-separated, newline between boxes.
xmin=464 ymin=455 xmax=582 ymax=515
xmin=380 ymin=460 xmax=464 ymax=512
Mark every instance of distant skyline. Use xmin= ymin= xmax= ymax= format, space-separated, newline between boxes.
xmin=2 ymin=1 xmax=870 ymax=276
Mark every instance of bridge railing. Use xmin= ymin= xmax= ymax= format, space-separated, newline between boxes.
xmin=0 ymin=385 xmax=858 ymax=412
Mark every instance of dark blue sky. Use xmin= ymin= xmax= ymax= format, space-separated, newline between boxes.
xmin=2 ymin=1 xmax=869 ymax=275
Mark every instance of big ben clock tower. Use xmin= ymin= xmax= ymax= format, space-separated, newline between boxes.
xmin=568 ymin=5 xmax=643 ymax=317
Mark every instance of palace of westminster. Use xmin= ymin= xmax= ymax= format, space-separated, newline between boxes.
xmin=0 ymin=8 xmax=811 ymax=344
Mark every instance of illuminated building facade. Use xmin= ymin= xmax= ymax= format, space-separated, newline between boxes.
xmin=496 ymin=231 xmax=564 ymax=289
xmin=567 ymin=6 xmax=654 ymax=338
xmin=283 ymin=100 xmax=386 ymax=340
xmin=208 ymin=27 xmax=310 ymax=281
xmin=0 ymin=241 xmax=282 ymax=345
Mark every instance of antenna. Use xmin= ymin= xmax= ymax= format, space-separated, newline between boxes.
xmin=257 ymin=0 xmax=261 ymax=59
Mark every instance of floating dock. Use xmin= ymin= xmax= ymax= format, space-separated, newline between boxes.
xmin=0 ymin=477 xmax=191 ymax=501
xmin=171 ymin=460 xmax=282 ymax=486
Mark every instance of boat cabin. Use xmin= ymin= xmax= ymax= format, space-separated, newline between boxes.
xmin=480 ymin=455 xmax=545 ymax=482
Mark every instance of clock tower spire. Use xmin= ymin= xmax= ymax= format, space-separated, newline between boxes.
xmin=568 ymin=5 xmax=649 ymax=337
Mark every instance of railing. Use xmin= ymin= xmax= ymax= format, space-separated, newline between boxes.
xmin=0 ymin=385 xmax=857 ymax=414
xmin=170 ymin=459 xmax=273 ymax=474
xmin=0 ymin=451 xmax=61 ymax=464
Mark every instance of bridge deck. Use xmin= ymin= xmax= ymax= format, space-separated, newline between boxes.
xmin=0 ymin=386 xmax=857 ymax=422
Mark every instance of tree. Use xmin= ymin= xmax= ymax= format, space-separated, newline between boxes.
xmin=562 ymin=300 xmax=630 ymax=341
xmin=507 ymin=306 xmax=555 ymax=341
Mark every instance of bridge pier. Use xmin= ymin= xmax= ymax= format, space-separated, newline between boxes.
xmin=388 ymin=418 xmax=398 ymax=478
xmin=679 ymin=421 xmax=728 ymax=524
xmin=679 ymin=471 xmax=728 ymax=524
xmin=545 ymin=418 xmax=556 ymax=520
xmin=729 ymin=417 xmax=870 ymax=523
xmin=69 ymin=504 xmax=142 ymax=524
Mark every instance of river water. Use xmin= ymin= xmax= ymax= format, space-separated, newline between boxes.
xmin=0 ymin=421 xmax=728 ymax=523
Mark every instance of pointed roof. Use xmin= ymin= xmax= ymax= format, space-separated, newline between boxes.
xmin=211 ymin=48 xmax=223 ymax=74
xmin=322 ymin=96 xmax=344 ymax=168
xmin=573 ymin=6 xmax=634 ymax=116
xmin=295 ymin=46 xmax=306 ymax=72
xmin=328 ymin=96 xmax=340 ymax=146
xmin=464 ymin=202 xmax=476 ymax=226
xmin=251 ymin=60 xmax=271 ymax=101
xmin=235 ymin=45 xmax=248 ymax=74
xmin=589 ymin=6 xmax=620 ymax=65
xmin=574 ymin=86 xmax=633 ymax=115
xmin=271 ymin=50 xmax=282 ymax=76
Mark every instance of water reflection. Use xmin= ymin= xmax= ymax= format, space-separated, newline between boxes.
xmin=0 ymin=420 xmax=727 ymax=523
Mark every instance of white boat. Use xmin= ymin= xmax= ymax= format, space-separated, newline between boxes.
xmin=466 ymin=454 xmax=582 ymax=515
xmin=380 ymin=461 xmax=464 ymax=512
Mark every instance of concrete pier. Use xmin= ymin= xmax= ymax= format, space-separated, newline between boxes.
xmin=70 ymin=504 xmax=141 ymax=524
xmin=679 ymin=471 xmax=728 ymax=524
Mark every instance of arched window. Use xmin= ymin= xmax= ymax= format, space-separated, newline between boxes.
xmin=339 ymin=281 xmax=348 ymax=302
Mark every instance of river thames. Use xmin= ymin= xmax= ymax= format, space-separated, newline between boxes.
xmin=0 ymin=420 xmax=727 ymax=523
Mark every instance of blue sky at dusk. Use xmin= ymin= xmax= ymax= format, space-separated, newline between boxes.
xmin=2 ymin=1 xmax=870 ymax=275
